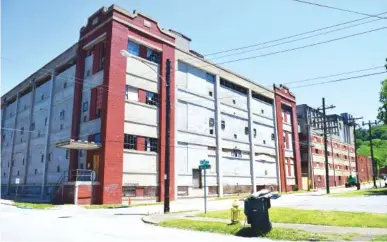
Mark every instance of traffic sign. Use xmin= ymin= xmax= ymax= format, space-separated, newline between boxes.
xmin=199 ymin=164 xmax=211 ymax=170
xmin=200 ymin=160 xmax=209 ymax=165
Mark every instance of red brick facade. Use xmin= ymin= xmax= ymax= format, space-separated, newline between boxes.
xmin=274 ymin=85 xmax=302 ymax=192
xmin=69 ymin=6 xmax=176 ymax=204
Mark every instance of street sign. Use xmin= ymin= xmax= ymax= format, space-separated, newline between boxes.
xmin=199 ymin=164 xmax=211 ymax=170
xmin=199 ymin=160 xmax=210 ymax=170
xmin=199 ymin=159 xmax=210 ymax=214
xmin=15 ymin=178 xmax=20 ymax=184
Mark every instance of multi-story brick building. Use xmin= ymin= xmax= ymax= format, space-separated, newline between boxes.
xmin=1 ymin=5 xmax=301 ymax=204
xmin=297 ymin=104 xmax=371 ymax=189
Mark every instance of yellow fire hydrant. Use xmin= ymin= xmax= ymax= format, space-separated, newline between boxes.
xmin=230 ymin=200 xmax=240 ymax=224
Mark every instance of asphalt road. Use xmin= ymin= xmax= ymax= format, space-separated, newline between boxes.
xmin=1 ymin=185 xmax=386 ymax=242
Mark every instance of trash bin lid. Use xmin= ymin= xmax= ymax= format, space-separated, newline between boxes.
xmin=249 ymin=189 xmax=272 ymax=199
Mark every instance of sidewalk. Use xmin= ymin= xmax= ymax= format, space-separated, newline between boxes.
xmin=142 ymin=212 xmax=387 ymax=236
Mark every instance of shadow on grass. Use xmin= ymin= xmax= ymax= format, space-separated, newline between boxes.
xmin=235 ymin=227 xmax=268 ymax=238
xmin=365 ymin=189 xmax=387 ymax=196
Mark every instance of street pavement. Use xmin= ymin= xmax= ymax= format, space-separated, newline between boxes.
xmin=1 ymin=184 xmax=386 ymax=242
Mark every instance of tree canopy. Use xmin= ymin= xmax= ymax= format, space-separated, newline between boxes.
xmin=377 ymin=79 xmax=387 ymax=125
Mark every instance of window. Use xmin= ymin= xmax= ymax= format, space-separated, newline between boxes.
xmin=94 ymin=133 xmax=101 ymax=143
xmin=80 ymin=163 xmax=84 ymax=169
xmin=283 ymin=136 xmax=286 ymax=144
xmin=17 ymin=170 xmax=19 ymax=176
xmin=20 ymin=127 xmax=24 ymax=135
xmin=60 ymin=110 xmax=65 ymax=120
xmin=233 ymin=99 xmax=236 ymax=104
xmin=41 ymin=154 xmax=44 ymax=163
xmin=221 ymin=120 xmax=225 ymax=130
xmin=146 ymin=49 xmax=160 ymax=64
xmin=83 ymin=102 xmax=88 ymax=112
xmin=253 ymin=129 xmax=257 ymax=138
xmin=245 ymin=127 xmax=249 ymax=135
xmin=231 ymin=149 xmax=242 ymax=158
xmin=48 ymin=153 xmax=51 ymax=162
xmin=339 ymin=123 xmax=342 ymax=130
xmin=60 ymin=124 xmax=64 ymax=130
xmin=315 ymin=148 xmax=318 ymax=153
xmin=146 ymin=138 xmax=158 ymax=152
xmin=271 ymin=133 xmax=275 ymax=141
xmin=206 ymin=73 xmax=215 ymax=83
xmin=220 ymin=78 xmax=248 ymax=94
xmin=83 ymin=116 xmax=87 ymax=122
xmin=234 ymin=134 xmax=237 ymax=139
xmin=3 ymin=172 xmax=5 ymax=177
xmin=125 ymin=86 xmax=129 ymax=100
xmin=45 ymin=117 xmax=48 ymax=126
xmin=22 ymin=158 xmax=25 ymax=165
xmin=57 ymin=165 xmax=61 ymax=173
xmin=41 ymin=94 xmax=44 ymax=100
xmin=34 ymin=169 xmax=37 ymax=175
xmin=63 ymin=82 xmax=67 ymax=89
xmin=98 ymin=42 xmax=105 ymax=71
xmin=209 ymin=129 xmax=214 ymax=135
xmin=79 ymin=150 xmax=84 ymax=157
xmin=318 ymin=176 xmax=321 ymax=182
xmin=263 ymin=140 xmax=266 ymax=145
xmin=30 ymin=122 xmax=35 ymax=131
xmin=209 ymin=118 xmax=215 ymax=127
xmin=124 ymin=134 xmax=137 ymax=150
xmin=96 ymin=108 xmax=102 ymax=118
xmin=127 ymin=41 xmax=140 ymax=56
xmin=208 ymin=91 xmax=213 ymax=97
xmin=261 ymin=109 xmax=264 ymax=114
xmin=66 ymin=150 xmax=69 ymax=159
xmin=146 ymin=92 xmax=159 ymax=106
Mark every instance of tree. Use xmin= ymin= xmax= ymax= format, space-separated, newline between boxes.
xmin=377 ymin=79 xmax=387 ymax=125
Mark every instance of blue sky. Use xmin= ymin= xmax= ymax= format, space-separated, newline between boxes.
xmin=2 ymin=0 xmax=386 ymax=121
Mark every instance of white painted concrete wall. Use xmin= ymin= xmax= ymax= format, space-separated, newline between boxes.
xmin=174 ymin=57 xmax=279 ymax=197
xmin=1 ymin=64 xmax=76 ymax=190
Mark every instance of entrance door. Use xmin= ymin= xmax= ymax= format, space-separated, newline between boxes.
xmin=192 ymin=169 xmax=201 ymax=188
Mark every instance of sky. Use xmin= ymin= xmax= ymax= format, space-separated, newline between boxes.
xmin=2 ymin=0 xmax=387 ymax=122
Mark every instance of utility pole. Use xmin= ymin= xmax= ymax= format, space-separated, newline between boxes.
xmin=164 ymin=59 xmax=171 ymax=213
xmin=349 ymin=117 xmax=363 ymax=183
xmin=317 ymin=98 xmax=335 ymax=194
xmin=362 ymin=120 xmax=379 ymax=188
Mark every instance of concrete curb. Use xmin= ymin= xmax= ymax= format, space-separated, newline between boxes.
xmin=141 ymin=215 xmax=160 ymax=225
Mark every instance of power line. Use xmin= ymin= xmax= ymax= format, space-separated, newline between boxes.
xmin=290 ymin=0 xmax=387 ymax=19
xmin=284 ymin=65 xmax=385 ymax=86
xmin=201 ymin=11 xmax=387 ymax=57
xmin=208 ymin=18 xmax=384 ymax=61
xmin=214 ymin=26 xmax=387 ymax=66
xmin=291 ymin=71 xmax=386 ymax=89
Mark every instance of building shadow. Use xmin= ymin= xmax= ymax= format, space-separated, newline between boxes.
xmin=365 ymin=188 xmax=387 ymax=196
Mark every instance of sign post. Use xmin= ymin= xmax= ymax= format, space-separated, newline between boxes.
xmin=15 ymin=178 xmax=20 ymax=201
xmin=199 ymin=160 xmax=211 ymax=214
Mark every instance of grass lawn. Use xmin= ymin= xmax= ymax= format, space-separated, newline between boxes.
xmin=160 ymin=219 xmax=357 ymax=241
xmin=14 ymin=202 xmax=55 ymax=209
xmin=215 ymin=195 xmax=248 ymax=201
xmin=331 ymin=187 xmax=387 ymax=197
xmin=198 ymin=207 xmax=387 ymax=228
xmin=84 ymin=202 xmax=163 ymax=209
xmin=372 ymin=234 xmax=387 ymax=241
